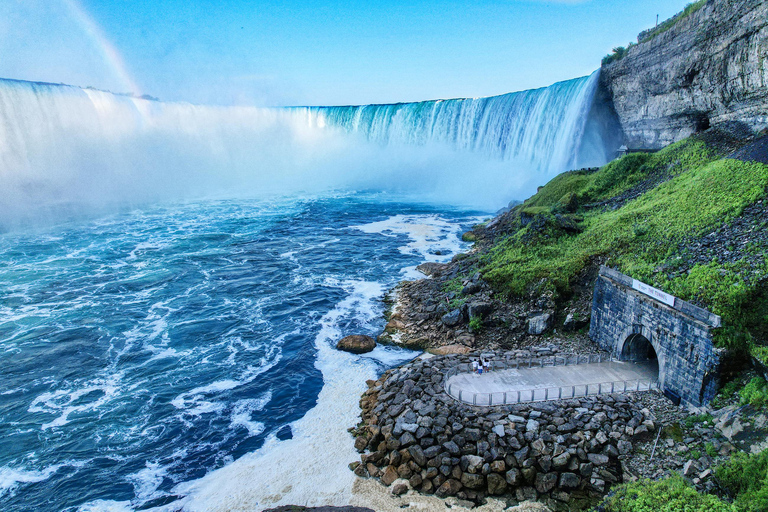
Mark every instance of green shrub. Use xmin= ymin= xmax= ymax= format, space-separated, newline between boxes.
xmin=683 ymin=413 xmax=713 ymax=429
xmin=739 ymin=377 xmax=768 ymax=409
xmin=705 ymin=442 xmax=718 ymax=458
xmin=469 ymin=315 xmax=483 ymax=333
xmin=753 ymin=345 xmax=768 ymax=366
xmin=716 ymin=449 xmax=768 ymax=512
xmin=595 ymin=474 xmax=733 ymax=511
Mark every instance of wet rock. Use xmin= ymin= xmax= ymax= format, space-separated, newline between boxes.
xmin=336 ymin=334 xmax=376 ymax=354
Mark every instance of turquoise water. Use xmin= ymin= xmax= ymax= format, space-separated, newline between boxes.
xmin=0 ymin=194 xmax=482 ymax=511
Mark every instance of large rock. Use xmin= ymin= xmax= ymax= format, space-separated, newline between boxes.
xmin=430 ymin=344 xmax=470 ymax=355
xmin=527 ymin=313 xmax=552 ymax=335
xmin=336 ymin=335 xmax=376 ymax=354
xmin=601 ymin=0 xmax=768 ymax=149
xmin=486 ymin=473 xmax=508 ymax=495
xmin=441 ymin=309 xmax=464 ymax=327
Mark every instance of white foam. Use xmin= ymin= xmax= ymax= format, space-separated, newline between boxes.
xmin=351 ymin=214 xmax=481 ymax=280
xmin=77 ymin=500 xmax=135 ymax=512
xmin=170 ymin=280 xmax=388 ymax=511
xmin=28 ymin=374 xmax=122 ymax=430
xmin=0 ymin=464 xmax=63 ymax=497
xmin=128 ymin=461 xmax=169 ymax=501
xmin=230 ymin=393 xmax=271 ymax=437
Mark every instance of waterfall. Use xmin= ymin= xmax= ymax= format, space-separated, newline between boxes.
xmin=0 ymin=72 xmax=618 ymax=228
xmin=301 ymin=70 xmax=614 ymax=172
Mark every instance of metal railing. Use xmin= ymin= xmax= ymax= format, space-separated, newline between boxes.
xmin=442 ymin=354 xmax=659 ymax=406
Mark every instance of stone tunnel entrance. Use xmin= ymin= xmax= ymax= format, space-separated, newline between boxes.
xmin=590 ymin=266 xmax=722 ymax=406
xmin=620 ymin=333 xmax=659 ymax=382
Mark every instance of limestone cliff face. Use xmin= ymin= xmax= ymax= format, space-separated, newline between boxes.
xmin=600 ymin=0 xmax=768 ymax=149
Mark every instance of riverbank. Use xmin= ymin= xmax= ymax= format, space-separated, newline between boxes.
xmin=345 ymin=126 xmax=768 ymax=510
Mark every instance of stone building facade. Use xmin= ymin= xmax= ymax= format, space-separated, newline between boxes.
xmin=590 ymin=266 xmax=722 ymax=406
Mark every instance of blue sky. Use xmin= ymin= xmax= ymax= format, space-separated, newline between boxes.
xmin=1 ymin=0 xmax=693 ymax=106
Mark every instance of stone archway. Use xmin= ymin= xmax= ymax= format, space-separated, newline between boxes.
xmin=590 ymin=266 xmax=722 ymax=406
xmin=616 ymin=325 xmax=662 ymax=386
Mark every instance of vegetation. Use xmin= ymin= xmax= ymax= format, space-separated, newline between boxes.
xmin=639 ymin=1 xmax=708 ymax=44
xmin=595 ymin=474 xmax=733 ymax=512
xmin=716 ymin=449 xmax=768 ymax=511
xmin=739 ymin=376 xmax=768 ymax=409
xmin=602 ymin=44 xmax=635 ymax=66
xmin=469 ymin=315 xmax=483 ymax=333
xmin=595 ymin=448 xmax=768 ymax=512
xmin=480 ymin=136 xmax=768 ymax=356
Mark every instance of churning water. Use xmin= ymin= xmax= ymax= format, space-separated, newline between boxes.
xmin=0 ymin=72 xmax=617 ymax=510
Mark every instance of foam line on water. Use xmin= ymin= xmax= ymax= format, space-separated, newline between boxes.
xmin=167 ymin=280 xmax=402 ymax=511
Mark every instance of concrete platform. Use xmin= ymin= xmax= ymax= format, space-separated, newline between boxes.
xmin=446 ymin=360 xmax=659 ymax=405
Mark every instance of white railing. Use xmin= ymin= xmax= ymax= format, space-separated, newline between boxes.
xmin=442 ymin=354 xmax=659 ymax=406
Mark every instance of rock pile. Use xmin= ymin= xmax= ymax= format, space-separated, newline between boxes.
xmin=351 ymin=354 xmax=656 ymax=510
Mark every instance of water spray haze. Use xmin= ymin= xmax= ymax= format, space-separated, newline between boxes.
xmin=0 ymin=72 xmax=618 ymax=230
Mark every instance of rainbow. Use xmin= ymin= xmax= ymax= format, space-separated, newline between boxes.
xmin=61 ymin=0 xmax=142 ymax=96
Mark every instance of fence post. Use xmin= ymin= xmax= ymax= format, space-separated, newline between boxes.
xmin=611 ymin=382 xmax=615 ymax=393
xmin=636 ymin=381 xmax=640 ymax=391
xmin=558 ymin=387 xmax=562 ymax=399
xmin=571 ymin=386 xmax=575 ymax=398
xmin=459 ymin=390 xmax=463 ymax=401
xmin=545 ymin=388 xmax=549 ymax=400
xmin=517 ymin=390 xmax=521 ymax=403
xmin=598 ymin=383 xmax=602 ymax=394
xmin=504 ymin=392 xmax=507 ymax=404
xmin=473 ymin=394 xmax=477 ymax=406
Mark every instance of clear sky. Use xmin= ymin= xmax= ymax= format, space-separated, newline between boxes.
xmin=1 ymin=0 xmax=693 ymax=107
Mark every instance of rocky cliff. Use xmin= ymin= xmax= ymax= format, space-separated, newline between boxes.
xmin=600 ymin=0 xmax=768 ymax=149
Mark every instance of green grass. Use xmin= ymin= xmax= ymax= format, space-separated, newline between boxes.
xmin=596 ymin=448 xmax=768 ymax=512
xmin=739 ymin=377 xmax=768 ymax=409
xmin=716 ymin=449 xmax=768 ymax=512
xmin=639 ymin=1 xmax=707 ymax=44
xmin=683 ymin=413 xmax=713 ymax=429
xmin=752 ymin=345 xmax=768 ymax=366
xmin=481 ymin=135 xmax=768 ymax=356
xmin=594 ymin=474 xmax=733 ymax=512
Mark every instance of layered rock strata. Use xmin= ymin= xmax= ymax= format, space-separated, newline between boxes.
xmin=600 ymin=0 xmax=768 ymax=149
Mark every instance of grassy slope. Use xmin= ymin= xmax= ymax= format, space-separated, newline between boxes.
xmin=480 ymin=136 xmax=768 ymax=355
xmin=475 ymin=134 xmax=768 ymax=511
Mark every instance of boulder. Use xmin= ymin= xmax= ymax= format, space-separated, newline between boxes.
xmin=527 ymin=313 xmax=552 ymax=335
xmin=441 ymin=309 xmax=464 ymax=327
xmin=435 ymin=478 xmax=462 ymax=497
xmin=460 ymin=472 xmax=485 ymax=489
xmin=391 ymin=482 xmax=408 ymax=495
xmin=486 ymin=473 xmax=508 ymax=495
xmin=336 ymin=335 xmax=376 ymax=354
xmin=535 ymin=472 xmax=558 ymax=494
xmin=381 ymin=465 xmax=399 ymax=486
xmin=467 ymin=302 xmax=493 ymax=319
xmin=430 ymin=344 xmax=470 ymax=355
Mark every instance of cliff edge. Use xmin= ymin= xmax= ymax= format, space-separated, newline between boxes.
xmin=600 ymin=0 xmax=767 ymax=149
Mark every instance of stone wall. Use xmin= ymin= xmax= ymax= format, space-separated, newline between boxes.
xmin=589 ymin=267 xmax=722 ymax=406
xmin=353 ymin=354 xmax=656 ymax=511
xmin=600 ymin=0 xmax=768 ymax=149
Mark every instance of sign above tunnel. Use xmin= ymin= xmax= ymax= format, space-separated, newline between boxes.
xmin=631 ymin=279 xmax=676 ymax=307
